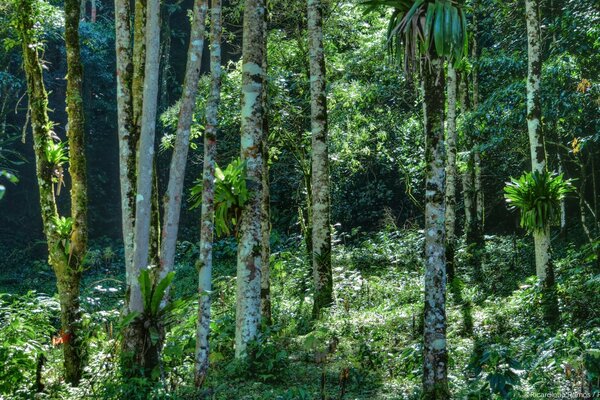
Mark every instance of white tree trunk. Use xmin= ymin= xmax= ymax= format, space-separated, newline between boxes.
xmin=421 ymin=56 xmax=449 ymax=399
xmin=130 ymin=0 xmax=161 ymax=313
xmin=195 ymin=0 xmax=221 ymax=387
xmin=159 ymin=0 xmax=208 ymax=286
xmin=235 ymin=0 xmax=266 ymax=359
xmin=308 ymin=0 xmax=333 ymax=319
xmin=526 ymin=0 xmax=548 ymax=280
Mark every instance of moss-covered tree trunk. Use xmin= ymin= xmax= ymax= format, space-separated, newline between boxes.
xmin=63 ymin=0 xmax=88 ymax=384
xmin=235 ymin=0 xmax=266 ymax=358
xmin=114 ymin=0 xmax=134 ymax=267
xmin=421 ymin=55 xmax=449 ymax=400
xmin=17 ymin=0 xmax=88 ymax=385
xmin=191 ymin=0 xmax=218 ymax=387
xmin=121 ymin=0 xmax=162 ymax=377
xmin=308 ymin=0 xmax=333 ymax=319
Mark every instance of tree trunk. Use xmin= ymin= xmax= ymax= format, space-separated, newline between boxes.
xmin=471 ymin=21 xmax=484 ymax=243
xmin=159 ymin=4 xmax=172 ymax=113
xmin=90 ymin=0 xmax=96 ymax=22
xmin=308 ymin=0 xmax=333 ymax=319
xmin=558 ymin=152 xmax=567 ymax=237
xmin=123 ymin=0 xmax=162 ymax=376
xmin=193 ymin=0 xmax=220 ymax=387
xmin=260 ymin=6 xmax=272 ymax=325
xmin=159 ymin=0 xmax=208 ymax=289
xmin=64 ymin=0 xmax=88 ymax=384
xmin=235 ymin=0 xmax=266 ymax=359
xmin=421 ymin=55 xmax=449 ymax=399
xmin=525 ymin=0 xmax=549 ymax=281
xmin=17 ymin=0 xmax=87 ymax=385
xmin=445 ymin=63 xmax=457 ymax=282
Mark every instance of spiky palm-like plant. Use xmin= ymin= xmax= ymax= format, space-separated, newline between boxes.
xmin=362 ymin=0 xmax=468 ymax=70
xmin=504 ymin=170 xmax=572 ymax=326
xmin=362 ymin=1 xmax=468 ymax=398
xmin=504 ymin=170 xmax=573 ymax=233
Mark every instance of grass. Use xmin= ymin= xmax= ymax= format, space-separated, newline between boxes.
xmin=0 ymin=230 xmax=599 ymax=399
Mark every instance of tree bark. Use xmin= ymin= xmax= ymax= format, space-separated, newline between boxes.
xmin=421 ymin=55 xmax=449 ymax=399
xmin=122 ymin=0 xmax=162 ymax=376
xmin=63 ymin=0 xmax=88 ymax=384
xmin=260 ymin=6 xmax=272 ymax=325
xmin=17 ymin=0 xmax=87 ymax=385
xmin=235 ymin=0 xmax=266 ymax=359
xmin=194 ymin=0 xmax=220 ymax=387
xmin=525 ymin=0 xmax=549 ymax=281
xmin=445 ymin=63 xmax=457 ymax=282
xmin=471 ymin=21 xmax=484 ymax=242
xmin=159 ymin=0 xmax=208 ymax=289
xmin=308 ymin=0 xmax=333 ymax=319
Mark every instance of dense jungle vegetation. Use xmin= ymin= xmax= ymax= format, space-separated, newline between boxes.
xmin=0 ymin=0 xmax=599 ymax=398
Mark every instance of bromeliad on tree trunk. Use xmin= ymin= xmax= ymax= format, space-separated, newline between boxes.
xmin=15 ymin=0 xmax=88 ymax=385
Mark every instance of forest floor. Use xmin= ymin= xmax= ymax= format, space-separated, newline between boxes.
xmin=1 ymin=229 xmax=599 ymax=399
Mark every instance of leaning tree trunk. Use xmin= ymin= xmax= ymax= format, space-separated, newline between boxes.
xmin=421 ymin=55 xmax=449 ymax=400
xmin=17 ymin=0 xmax=87 ymax=385
xmin=525 ymin=0 xmax=549 ymax=280
xmin=308 ymin=0 xmax=333 ymax=319
xmin=260 ymin=6 xmax=272 ymax=325
xmin=445 ymin=63 xmax=458 ymax=282
xmin=194 ymin=0 xmax=220 ymax=387
xmin=235 ymin=0 xmax=266 ymax=359
xmin=159 ymin=0 xmax=208 ymax=291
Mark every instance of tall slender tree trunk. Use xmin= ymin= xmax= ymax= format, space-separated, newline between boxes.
xmin=235 ymin=0 xmax=266 ymax=358
xmin=17 ymin=0 xmax=88 ymax=385
xmin=159 ymin=0 xmax=208 ymax=289
xmin=63 ymin=0 xmax=88 ymax=384
xmin=421 ymin=55 xmax=449 ymax=400
xmin=260 ymin=7 xmax=272 ymax=325
xmin=114 ymin=0 xmax=136 ymax=320
xmin=471 ymin=28 xmax=484 ymax=243
xmin=525 ymin=0 xmax=558 ymax=325
xmin=123 ymin=0 xmax=162 ymax=376
xmin=445 ymin=63 xmax=457 ymax=282
xmin=159 ymin=5 xmax=172 ymax=113
xmin=192 ymin=0 xmax=220 ymax=387
xmin=558 ymin=152 xmax=567 ymax=237
xmin=525 ymin=0 xmax=549 ymax=280
xmin=308 ymin=0 xmax=333 ymax=319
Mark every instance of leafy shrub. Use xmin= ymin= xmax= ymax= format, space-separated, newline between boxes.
xmin=0 ymin=292 xmax=57 ymax=396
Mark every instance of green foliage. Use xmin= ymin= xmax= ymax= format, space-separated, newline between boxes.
xmin=0 ymin=170 xmax=19 ymax=200
xmin=138 ymin=270 xmax=175 ymax=318
xmin=361 ymin=0 xmax=468 ymax=68
xmin=0 ymin=292 xmax=57 ymax=396
xmin=468 ymin=342 xmax=524 ymax=398
xmin=504 ymin=171 xmax=573 ymax=233
xmin=44 ymin=140 xmax=68 ymax=167
xmin=190 ymin=158 xmax=248 ymax=237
